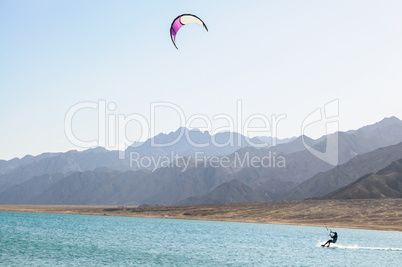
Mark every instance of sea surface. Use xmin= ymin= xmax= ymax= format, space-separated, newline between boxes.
xmin=0 ymin=211 xmax=401 ymax=266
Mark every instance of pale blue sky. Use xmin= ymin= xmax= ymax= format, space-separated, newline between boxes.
xmin=1 ymin=0 xmax=402 ymax=160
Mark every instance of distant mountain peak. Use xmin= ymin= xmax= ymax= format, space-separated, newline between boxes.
xmin=381 ymin=116 xmax=402 ymax=125
xmin=345 ymin=116 xmax=402 ymax=136
xmin=83 ymin=147 xmax=109 ymax=153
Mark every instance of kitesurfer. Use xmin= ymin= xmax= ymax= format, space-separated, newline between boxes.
xmin=322 ymin=231 xmax=338 ymax=247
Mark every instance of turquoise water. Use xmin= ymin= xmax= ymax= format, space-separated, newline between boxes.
xmin=0 ymin=212 xmax=401 ymax=266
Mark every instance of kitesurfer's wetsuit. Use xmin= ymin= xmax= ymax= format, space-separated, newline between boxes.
xmin=322 ymin=232 xmax=338 ymax=247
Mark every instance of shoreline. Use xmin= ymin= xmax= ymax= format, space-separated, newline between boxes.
xmin=1 ymin=199 xmax=401 ymax=231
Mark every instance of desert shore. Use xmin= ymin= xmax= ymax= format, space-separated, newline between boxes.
xmin=1 ymin=199 xmax=401 ymax=231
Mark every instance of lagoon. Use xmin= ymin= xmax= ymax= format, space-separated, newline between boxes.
xmin=0 ymin=212 xmax=401 ymax=266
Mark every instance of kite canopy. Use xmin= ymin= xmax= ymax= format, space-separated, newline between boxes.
xmin=170 ymin=14 xmax=208 ymax=49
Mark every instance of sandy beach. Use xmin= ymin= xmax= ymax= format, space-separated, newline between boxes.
xmin=1 ymin=199 xmax=401 ymax=231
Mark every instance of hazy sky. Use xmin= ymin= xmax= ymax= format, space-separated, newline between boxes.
xmin=1 ymin=0 xmax=402 ymax=160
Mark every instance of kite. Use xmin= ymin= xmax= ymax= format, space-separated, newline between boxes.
xmin=170 ymin=14 xmax=208 ymax=49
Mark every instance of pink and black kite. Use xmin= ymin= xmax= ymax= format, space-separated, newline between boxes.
xmin=170 ymin=14 xmax=208 ymax=49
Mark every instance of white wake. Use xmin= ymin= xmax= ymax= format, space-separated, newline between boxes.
xmin=316 ymin=242 xmax=402 ymax=251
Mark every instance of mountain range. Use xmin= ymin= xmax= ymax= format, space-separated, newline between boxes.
xmin=284 ymin=141 xmax=402 ymax=200
xmin=319 ymin=159 xmax=402 ymax=199
xmin=1 ymin=116 xmax=402 ymax=205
